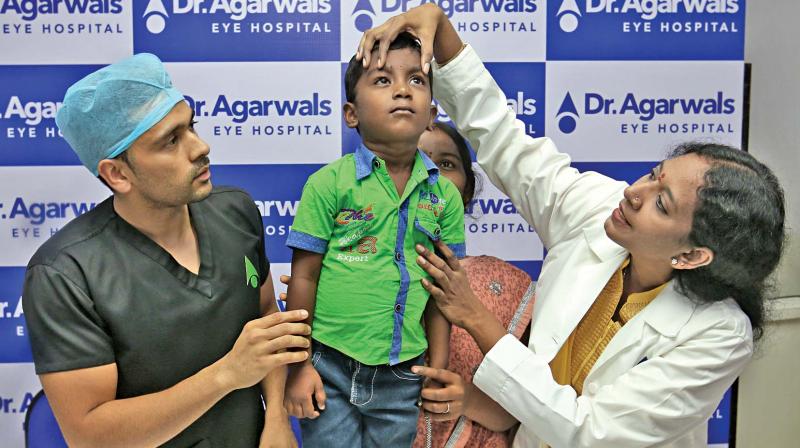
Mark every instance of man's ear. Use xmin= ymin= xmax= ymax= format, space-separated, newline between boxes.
xmin=673 ymin=247 xmax=715 ymax=270
xmin=343 ymin=102 xmax=359 ymax=129
xmin=97 ymin=157 xmax=133 ymax=194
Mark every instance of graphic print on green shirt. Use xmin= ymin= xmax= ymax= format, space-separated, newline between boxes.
xmin=287 ymin=144 xmax=466 ymax=365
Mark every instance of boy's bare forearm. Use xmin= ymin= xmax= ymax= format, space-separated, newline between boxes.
xmin=286 ymin=250 xmax=323 ymax=360
xmin=285 ymin=277 xmax=318 ymax=326
xmin=424 ymin=300 xmax=451 ymax=369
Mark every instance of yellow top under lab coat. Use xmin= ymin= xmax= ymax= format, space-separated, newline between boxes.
xmin=432 ymin=46 xmax=753 ymax=448
xmin=550 ymin=258 xmax=667 ymax=396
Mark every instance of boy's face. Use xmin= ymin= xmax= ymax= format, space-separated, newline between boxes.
xmin=344 ymin=47 xmax=434 ymax=148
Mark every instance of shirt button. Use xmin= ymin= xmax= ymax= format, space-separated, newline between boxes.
xmin=395 ymin=251 xmax=402 ymax=261
xmin=373 ymin=159 xmax=380 ymax=169
xmin=395 ymin=304 xmax=402 ymax=313
xmin=586 ymin=383 xmax=599 ymax=395
xmin=434 ymin=228 xmax=441 ymax=236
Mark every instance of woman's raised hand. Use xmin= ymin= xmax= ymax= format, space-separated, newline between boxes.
xmin=356 ymin=4 xmax=463 ymax=75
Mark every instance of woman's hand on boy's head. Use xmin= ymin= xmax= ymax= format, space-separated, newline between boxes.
xmin=356 ymin=3 xmax=444 ymax=74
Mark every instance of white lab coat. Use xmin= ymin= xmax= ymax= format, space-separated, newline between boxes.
xmin=432 ymin=46 xmax=753 ymax=448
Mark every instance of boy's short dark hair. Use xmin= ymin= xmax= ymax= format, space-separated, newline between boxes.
xmin=344 ymin=31 xmax=433 ymax=104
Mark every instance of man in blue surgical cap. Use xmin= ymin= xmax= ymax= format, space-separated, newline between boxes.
xmin=22 ymin=53 xmax=308 ymax=447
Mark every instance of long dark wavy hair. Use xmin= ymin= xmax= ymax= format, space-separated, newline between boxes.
xmin=669 ymin=142 xmax=785 ymax=341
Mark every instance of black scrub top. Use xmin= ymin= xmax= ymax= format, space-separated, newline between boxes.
xmin=23 ymin=187 xmax=269 ymax=447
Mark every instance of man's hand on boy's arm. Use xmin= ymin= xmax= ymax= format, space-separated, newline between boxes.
xmin=40 ymin=308 xmax=310 ymax=448
xmin=259 ymin=273 xmax=298 ymax=448
xmin=283 ymin=250 xmax=327 ymax=420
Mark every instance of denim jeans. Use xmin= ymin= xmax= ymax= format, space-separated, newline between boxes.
xmin=300 ymin=340 xmax=424 ymax=448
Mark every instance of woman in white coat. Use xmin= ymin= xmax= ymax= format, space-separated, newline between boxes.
xmin=357 ymin=5 xmax=786 ymax=447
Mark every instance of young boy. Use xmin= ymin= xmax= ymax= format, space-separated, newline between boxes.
xmin=283 ymin=32 xmax=466 ymax=447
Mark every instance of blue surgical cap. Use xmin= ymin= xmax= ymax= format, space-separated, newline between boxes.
xmin=56 ymin=53 xmax=185 ymax=175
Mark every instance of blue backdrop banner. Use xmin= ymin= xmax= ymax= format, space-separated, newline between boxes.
xmin=0 ymin=1 xmax=744 ymax=445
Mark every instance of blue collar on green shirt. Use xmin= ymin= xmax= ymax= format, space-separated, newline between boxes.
xmin=354 ymin=143 xmax=439 ymax=185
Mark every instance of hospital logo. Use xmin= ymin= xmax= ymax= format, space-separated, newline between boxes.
xmin=133 ymin=0 xmax=339 ymax=62
xmin=142 ymin=0 xmax=334 ymax=35
xmin=571 ymin=0 xmax=740 ymax=21
xmin=557 ymin=0 xmax=581 ymax=32
xmin=141 ymin=0 xmax=333 ymax=33
xmin=0 ymin=295 xmax=31 ymax=363
xmin=0 ymin=0 xmax=131 ymax=64
xmin=547 ymin=0 xmax=745 ymax=60
xmin=2 ymin=197 xmax=97 ymax=226
xmin=0 ymin=96 xmax=61 ymax=127
xmin=0 ymin=297 xmax=22 ymax=320
xmin=167 ymin=61 xmax=340 ymax=164
xmin=553 ymin=90 xmax=737 ymax=136
xmin=143 ymin=0 xmax=169 ymax=34
xmin=486 ymin=63 xmax=546 ymax=137
xmin=0 ymin=268 xmax=34 ymax=364
xmin=0 ymin=66 xmax=101 ymax=165
xmin=544 ymin=61 xmax=743 ymax=161
xmin=0 ymin=0 xmax=124 ymax=21
xmin=581 ymin=91 xmax=735 ymax=121
xmin=555 ymin=92 xmax=580 ymax=134
xmin=351 ymin=0 xmax=376 ymax=32
xmin=380 ymin=0 xmax=539 ymax=18
xmin=185 ymin=93 xmax=334 ymax=123
xmin=340 ymin=0 xmax=545 ymax=62
xmin=0 ymin=167 xmax=112 ymax=266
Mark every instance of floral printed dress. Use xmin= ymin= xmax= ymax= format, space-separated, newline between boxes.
xmin=414 ymin=255 xmax=535 ymax=448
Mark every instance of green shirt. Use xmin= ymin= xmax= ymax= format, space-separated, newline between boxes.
xmin=287 ymin=144 xmax=466 ymax=365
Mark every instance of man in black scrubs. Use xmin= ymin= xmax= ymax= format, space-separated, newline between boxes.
xmin=22 ymin=53 xmax=309 ymax=447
